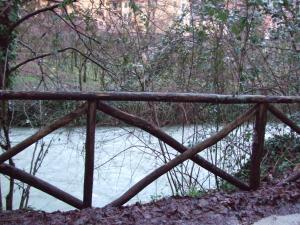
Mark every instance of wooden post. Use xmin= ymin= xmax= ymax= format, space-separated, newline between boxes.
xmin=250 ymin=104 xmax=267 ymax=190
xmin=83 ymin=101 xmax=96 ymax=208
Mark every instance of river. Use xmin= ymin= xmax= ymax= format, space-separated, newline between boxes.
xmin=0 ymin=124 xmax=290 ymax=212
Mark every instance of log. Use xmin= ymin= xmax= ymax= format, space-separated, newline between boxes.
xmin=1 ymin=91 xmax=300 ymax=103
xmin=106 ymin=105 xmax=258 ymax=207
xmin=0 ymin=163 xmax=84 ymax=209
xmin=250 ymin=104 xmax=267 ymax=190
xmin=268 ymin=104 xmax=300 ymax=134
xmin=83 ymin=101 xmax=97 ymax=208
xmin=97 ymin=101 xmax=250 ymax=190
xmin=0 ymin=104 xmax=87 ymax=164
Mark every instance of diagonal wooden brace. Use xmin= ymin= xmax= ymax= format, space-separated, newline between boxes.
xmin=97 ymin=102 xmax=258 ymax=206
xmin=0 ymin=163 xmax=84 ymax=209
xmin=268 ymin=104 xmax=300 ymax=134
xmin=0 ymin=104 xmax=87 ymax=164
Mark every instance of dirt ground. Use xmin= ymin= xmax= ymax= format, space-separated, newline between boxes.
xmin=0 ymin=178 xmax=299 ymax=225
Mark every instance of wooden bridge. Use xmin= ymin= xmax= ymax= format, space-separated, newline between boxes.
xmin=0 ymin=91 xmax=299 ymax=209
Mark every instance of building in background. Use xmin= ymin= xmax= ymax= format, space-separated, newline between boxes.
xmin=37 ymin=0 xmax=190 ymax=33
xmin=87 ymin=0 xmax=190 ymax=33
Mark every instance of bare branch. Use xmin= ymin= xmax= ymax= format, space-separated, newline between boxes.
xmin=8 ymin=47 xmax=109 ymax=74
xmin=10 ymin=3 xmax=60 ymax=32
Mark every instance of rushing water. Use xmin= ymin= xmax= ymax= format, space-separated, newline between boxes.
xmin=1 ymin=124 xmax=291 ymax=212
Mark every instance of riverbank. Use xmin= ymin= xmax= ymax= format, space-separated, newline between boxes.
xmin=9 ymin=99 xmax=298 ymax=127
xmin=0 ymin=174 xmax=299 ymax=225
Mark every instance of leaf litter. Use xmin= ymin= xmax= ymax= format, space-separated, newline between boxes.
xmin=0 ymin=178 xmax=299 ymax=225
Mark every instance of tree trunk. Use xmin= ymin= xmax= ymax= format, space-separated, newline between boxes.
xmin=0 ymin=0 xmax=20 ymax=210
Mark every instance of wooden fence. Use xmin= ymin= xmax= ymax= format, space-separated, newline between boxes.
xmin=0 ymin=91 xmax=299 ymax=209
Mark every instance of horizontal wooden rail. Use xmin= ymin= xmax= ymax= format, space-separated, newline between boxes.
xmin=1 ymin=91 xmax=300 ymax=103
xmin=0 ymin=163 xmax=84 ymax=209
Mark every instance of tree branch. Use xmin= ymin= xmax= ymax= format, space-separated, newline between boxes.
xmin=10 ymin=3 xmax=60 ymax=32
xmin=10 ymin=1 xmax=78 ymax=32
xmin=8 ymin=47 xmax=109 ymax=74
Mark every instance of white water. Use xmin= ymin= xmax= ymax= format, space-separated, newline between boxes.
xmin=0 ymin=124 xmax=291 ymax=212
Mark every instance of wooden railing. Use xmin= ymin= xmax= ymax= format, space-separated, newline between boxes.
xmin=0 ymin=91 xmax=299 ymax=209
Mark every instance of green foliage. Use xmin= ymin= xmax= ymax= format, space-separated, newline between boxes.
xmin=261 ymin=134 xmax=300 ymax=176
xmin=185 ymin=187 xmax=205 ymax=198
xmin=7 ymin=8 xmax=18 ymax=22
xmin=264 ymin=134 xmax=300 ymax=154
xmin=220 ymin=134 xmax=300 ymax=192
xmin=231 ymin=17 xmax=248 ymax=36
xmin=129 ymin=0 xmax=140 ymax=13
xmin=59 ymin=0 xmax=74 ymax=8
xmin=0 ymin=0 xmax=20 ymax=88
xmin=0 ymin=24 xmax=8 ymax=35
xmin=204 ymin=3 xmax=229 ymax=22
xmin=150 ymin=194 xmax=163 ymax=202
